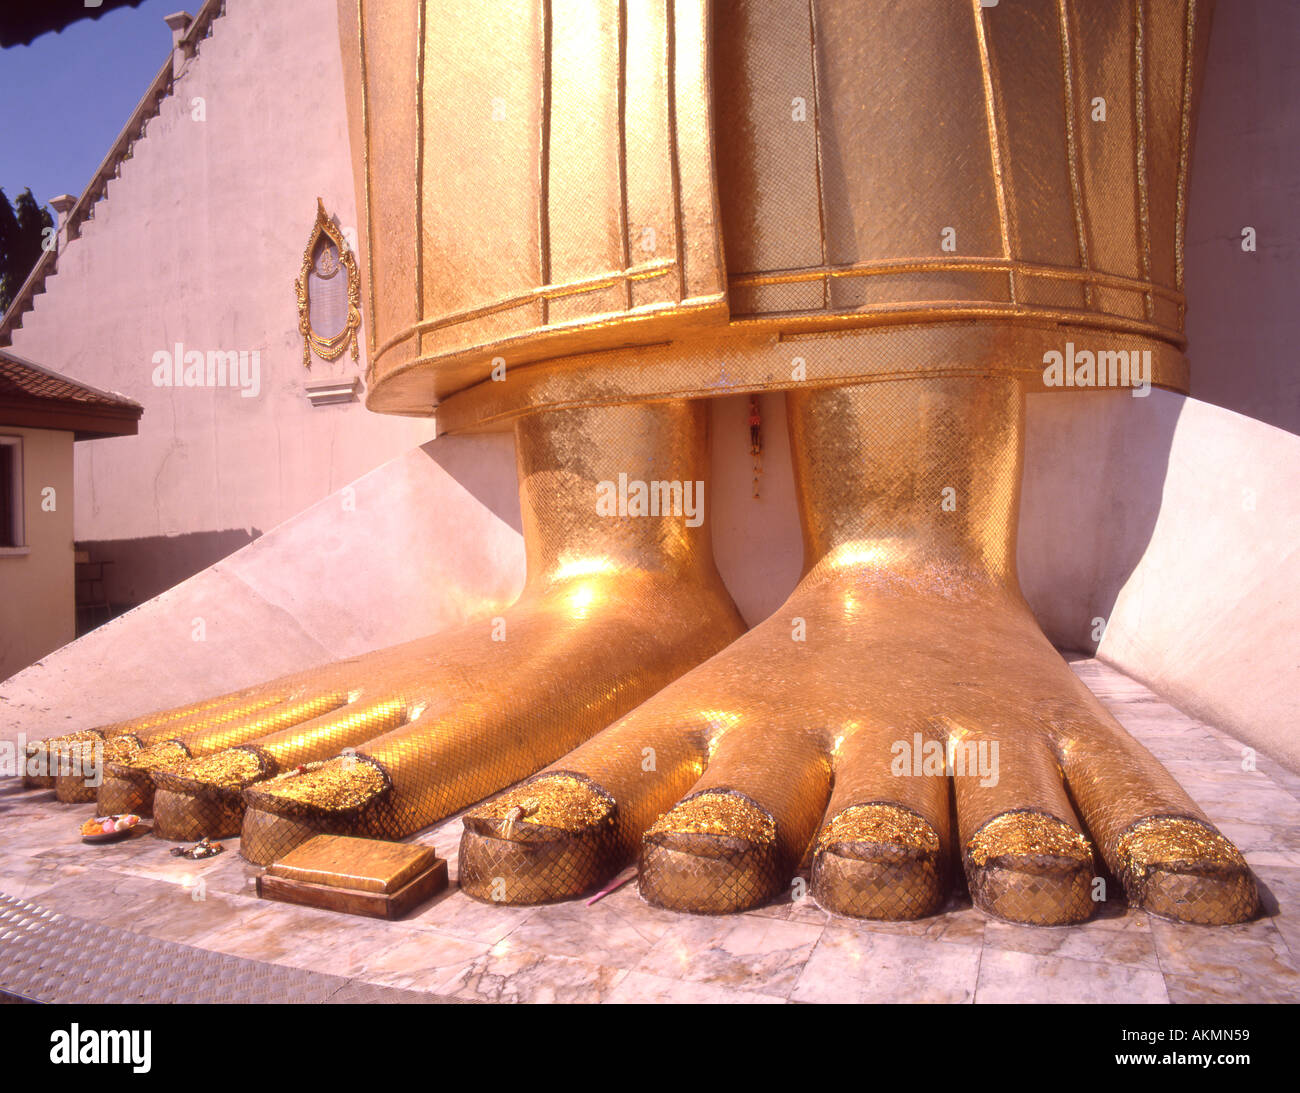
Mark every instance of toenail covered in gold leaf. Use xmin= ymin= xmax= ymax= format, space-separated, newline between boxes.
xmin=173 ymin=747 xmax=267 ymax=790
xmin=968 ymin=811 xmax=1092 ymax=868
xmin=966 ymin=811 xmax=1095 ymax=926
xmin=256 ymin=757 xmax=388 ymax=813
xmin=476 ymin=775 xmax=613 ymax=836
xmin=817 ymin=804 xmax=940 ymax=857
xmin=98 ymin=735 xmax=143 ymax=765
xmin=647 ymin=792 xmax=775 ymax=847
xmin=47 ymin=730 xmax=105 ymax=749
xmin=639 ymin=792 xmax=785 ymax=914
xmin=120 ymin=740 xmax=194 ymax=774
xmin=53 ymin=734 xmax=145 ymax=803
xmin=458 ymin=774 xmax=622 ymax=905
xmin=1117 ymin=817 xmax=1245 ymax=875
xmin=31 ymin=729 xmax=102 ymax=768
xmin=1116 ymin=817 xmax=1257 ymax=925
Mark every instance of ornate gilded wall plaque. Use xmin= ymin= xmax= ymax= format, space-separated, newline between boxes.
xmin=295 ymin=198 xmax=362 ymax=368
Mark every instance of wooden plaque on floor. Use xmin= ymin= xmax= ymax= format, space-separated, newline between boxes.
xmin=257 ymin=835 xmax=447 ymax=920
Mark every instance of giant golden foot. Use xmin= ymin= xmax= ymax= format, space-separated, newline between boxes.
xmin=460 ymin=378 xmax=1257 ymax=927
xmin=43 ymin=400 xmax=743 ymax=860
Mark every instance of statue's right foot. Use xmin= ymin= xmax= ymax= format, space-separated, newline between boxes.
xmin=458 ymin=379 xmax=1257 ymax=927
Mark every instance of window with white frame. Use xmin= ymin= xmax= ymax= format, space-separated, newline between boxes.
xmin=0 ymin=436 xmax=23 ymax=549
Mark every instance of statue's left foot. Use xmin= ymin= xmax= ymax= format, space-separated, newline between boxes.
xmin=460 ymin=578 xmax=1256 ymax=926
xmin=459 ymin=377 xmax=1257 ymax=926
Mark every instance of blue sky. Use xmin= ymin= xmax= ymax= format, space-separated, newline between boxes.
xmin=0 ymin=0 xmax=175 ymax=215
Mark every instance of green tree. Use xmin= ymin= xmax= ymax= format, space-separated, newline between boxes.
xmin=0 ymin=189 xmax=55 ymax=314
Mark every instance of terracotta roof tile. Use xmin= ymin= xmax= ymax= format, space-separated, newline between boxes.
xmin=0 ymin=349 xmax=140 ymax=411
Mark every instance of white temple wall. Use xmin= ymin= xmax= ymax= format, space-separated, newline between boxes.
xmin=5 ymin=0 xmax=435 ymax=607
xmin=1184 ymin=0 xmax=1300 ymax=437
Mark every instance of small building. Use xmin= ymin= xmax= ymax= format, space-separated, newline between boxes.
xmin=0 ymin=348 xmax=141 ymax=680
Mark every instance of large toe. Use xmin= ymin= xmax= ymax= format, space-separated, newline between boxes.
xmin=240 ymin=754 xmax=391 ymax=864
xmin=459 ymin=773 xmax=618 ymax=905
xmin=965 ymin=809 xmax=1095 ymax=925
xmin=640 ymin=790 xmax=782 ymax=913
xmin=457 ymin=692 xmax=712 ymax=905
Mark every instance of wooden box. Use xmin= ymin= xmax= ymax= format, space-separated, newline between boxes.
xmin=257 ymin=834 xmax=447 ymax=919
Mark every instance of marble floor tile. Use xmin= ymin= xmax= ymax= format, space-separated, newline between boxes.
xmin=509 ymin=873 xmax=686 ymax=951
xmin=0 ymin=853 xmax=89 ymax=901
xmin=16 ymin=813 xmax=99 ymax=855
xmin=0 ymin=869 xmax=61 ymax=902
xmin=606 ymin=970 xmax=785 ymax=1004
xmin=121 ymin=886 xmax=268 ymax=947
xmin=1163 ymin=973 xmax=1300 ymax=1004
xmin=790 ymin=926 xmax=982 ymax=1003
xmin=982 ymin=909 xmax=1161 ymax=970
xmin=1148 ymin=916 xmax=1300 ymax=998
xmin=345 ymin=928 xmax=496 ymax=992
xmin=190 ymin=900 xmax=422 ymax=975
xmin=634 ymin=914 xmax=825 ymax=997
xmin=35 ymin=868 xmax=266 ymax=947
xmin=490 ymin=890 xmax=677 ymax=966
xmin=1158 ymin=759 xmax=1285 ymax=786
xmin=974 ymin=947 xmax=1170 ymax=1004
xmin=104 ymin=838 xmax=248 ymax=887
xmin=821 ymin=898 xmax=989 ymax=946
xmin=0 ymin=795 xmax=80 ymax=833
xmin=435 ymin=940 xmax=630 ymax=1003
xmin=1259 ymin=761 xmax=1300 ymax=803
xmin=781 ymin=897 xmax=836 ymax=928
xmin=189 ymin=852 xmax=265 ymax=901
xmin=403 ymin=886 xmax=540 ymax=945
xmin=1252 ymin=866 xmax=1300 ymax=961
xmin=1140 ymin=736 xmax=1245 ymax=764
xmin=746 ymin=888 xmax=812 ymax=923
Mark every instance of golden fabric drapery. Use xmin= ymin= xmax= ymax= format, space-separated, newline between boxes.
xmin=336 ymin=0 xmax=1214 ymax=429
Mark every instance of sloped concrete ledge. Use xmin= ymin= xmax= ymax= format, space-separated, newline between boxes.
xmin=1092 ymin=394 xmax=1300 ymax=772
xmin=1 ymin=432 xmax=523 ymax=746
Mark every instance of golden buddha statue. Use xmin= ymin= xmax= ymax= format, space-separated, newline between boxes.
xmin=37 ymin=0 xmax=1255 ymax=926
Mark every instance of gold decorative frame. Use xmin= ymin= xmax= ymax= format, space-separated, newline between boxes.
xmin=295 ymin=198 xmax=362 ymax=368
